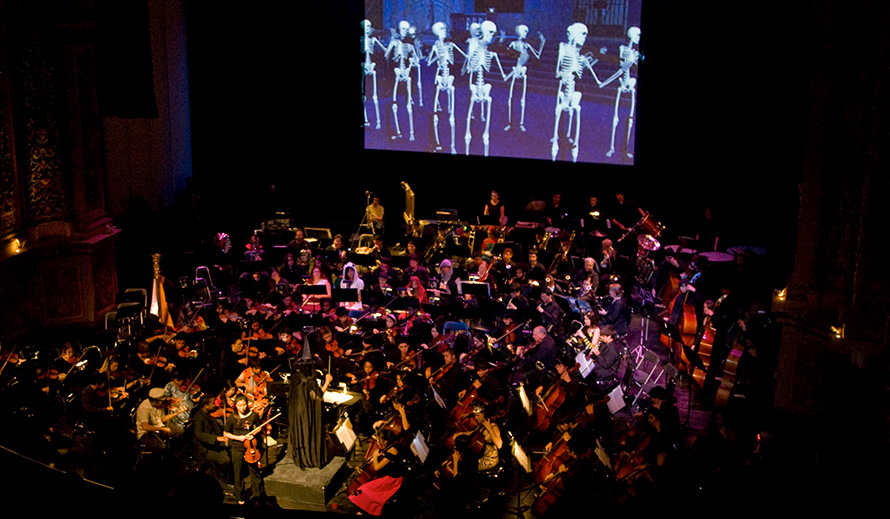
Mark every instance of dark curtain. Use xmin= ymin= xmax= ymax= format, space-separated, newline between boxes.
xmin=287 ymin=362 xmax=328 ymax=469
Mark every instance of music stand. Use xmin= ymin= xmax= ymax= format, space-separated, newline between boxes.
xmin=331 ymin=288 xmax=360 ymax=306
xmin=655 ymin=318 xmax=701 ymax=427
xmin=298 ymin=284 xmax=329 ymax=297
xmin=502 ymin=433 xmax=534 ymax=518
xmin=457 ymin=281 xmax=491 ymax=298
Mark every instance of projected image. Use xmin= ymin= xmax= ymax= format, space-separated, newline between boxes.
xmin=361 ymin=0 xmax=642 ymax=164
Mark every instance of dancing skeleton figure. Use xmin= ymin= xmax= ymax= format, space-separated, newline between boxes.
xmin=598 ymin=26 xmax=641 ymax=159
xmin=504 ymin=25 xmax=545 ymax=132
xmin=407 ymin=25 xmax=424 ymax=108
xmin=361 ymin=20 xmax=387 ymax=129
xmin=427 ymin=22 xmax=467 ymax=154
xmin=464 ymin=20 xmax=507 ymax=157
xmin=385 ymin=21 xmax=419 ymax=141
xmin=551 ymin=23 xmax=601 ymax=163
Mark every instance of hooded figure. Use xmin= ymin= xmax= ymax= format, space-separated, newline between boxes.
xmin=288 ymin=361 xmax=329 ymax=469
xmin=339 ymin=262 xmax=365 ymax=312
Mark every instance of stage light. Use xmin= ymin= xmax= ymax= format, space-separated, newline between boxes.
xmin=830 ymin=324 xmax=845 ymax=339
xmin=776 ymin=288 xmax=786 ymax=302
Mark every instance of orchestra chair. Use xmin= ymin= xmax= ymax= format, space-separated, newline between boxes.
xmin=630 ymin=350 xmax=677 ymax=407
xmin=443 ymin=321 xmax=469 ymax=335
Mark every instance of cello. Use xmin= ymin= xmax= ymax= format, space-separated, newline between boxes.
xmin=530 ymin=376 xmax=569 ymax=434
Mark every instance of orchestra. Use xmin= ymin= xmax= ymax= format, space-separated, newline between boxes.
xmin=0 ymin=186 xmax=778 ymax=516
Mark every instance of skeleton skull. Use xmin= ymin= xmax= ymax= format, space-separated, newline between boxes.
xmin=516 ymin=24 xmax=529 ymax=40
xmin=432 ymin=22 xmax=447 ymax=39
xmin=469 ymin=22 xmax=481 ymax=39
xmin=362 ymin=19 xmax=373 ymax=37
xmin=567 ymin=22 xmax=588 ymax=47
xmin=481 ymin=20 xmax=497 ymax=45
xmin=628 ymin=26 xmax=641 ymax=44
xmin=399 ymin=20 xmax=410 ymax=38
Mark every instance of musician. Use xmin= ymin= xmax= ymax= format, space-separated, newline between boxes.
xmin=135 ymin=387 xmax=184 ymax=452
xmin=582 ymin=195 xmax=609 ymax=255
xmin=668 ymin=256 xmax=709 ymax=342
xmin=480 ymin=227 xmax=499 ymax=256
xmin=572 ymin=257 xmax=598 ymax=288
xmin=589 ymin=325 xmax=621 ymax=391
xmin=279 ymin=253 xmax=304 ymax=285
xmin=504 ymin=283 xmax=531 ymax=322
xmin=599 ymin=283 xmax=630 ymax=337
xmin=286 ymin=228 xmax=313 ymax=268
xmin=544 ymin=192 xmax=567 ymax=229
xmin=609 ymin=191 xmax=645 ymax=237
xmin=513 ymin=326 xmax=560 ymax=385
xmin=403 ymin=254 xmax=429 ymax=284
xmin=647 ymin=386 xmax=680 ymax=448
xmin=53 ymin=342 xmax=78 ymax=381
xmin=191 ymin=394 xmax=231 ymax=479
xmin=347 ymin=427 xmax=407 ymax=516
xmin=327 ymin=233 xmax=348 ymax=262
xmin=80 ymin=373 xmax=115 ymax=425
xmin=302 ymin=265 xmax=332 ymax=313
xmin=234 ymin=358 xmax=271 ymax=410
xmin=406 ymin=276 xmax=428 ymax=307
xmin=526 ymin=249 xmax=547 ymax=279
xmin=367 ymin=196 xmax=385 ymax=234
xmin=430 ymin=259 xmax=463 ymax=305
xmin=483 ymin=189 xmax=507 ymax=227
xmin=164 ymin=370 xmax=202 ymax=429
xmin=427 ymin=347 xmax=462 ymax=408
xmin=339 ymin=262 xmax=365 ymax=313
xmin=533 ymin=355 xmax=583 ymax=433
xmin=536 ymin=288 xmax=563 ymax=331
xmin=241 ymin=318 xmax=271 ymax=342
xmin=463 ymin=404 xmax=504 ymax=472
xmin=223 ymin=393 xmax=269 ymax=505
xmin=457 ymin=358 xmax=501 ymax=406
xmin=370 ymin=235 xmax=387 ymax=260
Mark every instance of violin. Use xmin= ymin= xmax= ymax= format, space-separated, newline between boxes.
xmin=242 ymin=412 xmax=282 ymax=464
xmin=325 ymin=339 xmax=345 ymax=358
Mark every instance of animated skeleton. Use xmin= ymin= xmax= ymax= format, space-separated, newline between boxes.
xmin=551 ymin=23 xmax=601 ymax=162
xmin=463 ymin=20 xmax=507 ymax=157
xmin=361 ymin=20 xmax=387 ymax=129
xmin=503 ymin=25 xmax=545 ymax=132
xmin=407 ymin=25 xmax=424 ymax=108
xmin=385 ymin=21 xmax=419 ymax=141
xmin=462 ymin=23 xmax=486 ymax=122
xmin=427 ymin=22 xmax=468 ymax=154
xmin=598 ymin=26 xmax=641 ymax=159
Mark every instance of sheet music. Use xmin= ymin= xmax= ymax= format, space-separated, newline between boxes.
xmin=335 ymin=417 xmax=357 ymax=451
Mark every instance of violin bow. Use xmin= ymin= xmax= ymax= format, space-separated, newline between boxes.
xmin=0 ymin=344 xmax=18 ymax=376
xmin=183 ymin=366 xmax=205 ymax=395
